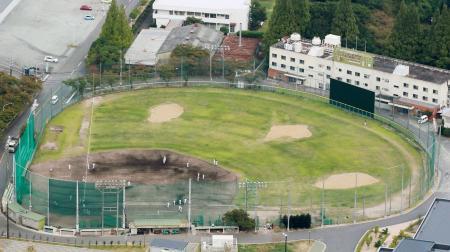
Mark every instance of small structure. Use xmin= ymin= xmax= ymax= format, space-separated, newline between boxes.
xmin=8 ymin=202 xmax=45 ymax=230
xmin=129 ymin=218 xmax=189 ymax=235
xmin=124 ymin=28 xmax=170 ymax=66
xmin=201 ymin=235 xmax=238 ymax=252
xmin=440 ymin=107 xmax=450 ymax=129
xmin=150 ymin=238 xmax=189 ymax=252
xmin=217 ymin=35 xmax=260 ymax=62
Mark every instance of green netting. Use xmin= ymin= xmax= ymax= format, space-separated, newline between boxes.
xmin=15 ymin=114 xmax=36 ymax=203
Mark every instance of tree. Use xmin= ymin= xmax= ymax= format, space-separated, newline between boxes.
xmin=331 ymin=0 xmax=359 ymax=44
xmin=387 ymin=1 xmax=421 ymax=61
xmin=158 ymin=64 xmax=175 ymax=82
xmin=87 ymin=0 xmax=133 ymax=66
xmin=63 ymin=78 xmax=88 ymax=96
xmin=223 ymin=209 xmax=255 ymax=231
xmin=292 ymin=0 xmax=310 ymax=34
xmin=249 ymin=0 xmax=267 ymax=30
xmin=263 ymin=0 xmax=296 ymax=51
xmin=184 ymin=16 xmax=204 ymax=25
xmin=428 ymin=4 xmax=450 ymax=69
xmin=169 ymin=44 xmax=209 ymax=84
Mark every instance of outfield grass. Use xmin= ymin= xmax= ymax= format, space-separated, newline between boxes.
xmin=34 ymin=87 xmax=422 ymax=210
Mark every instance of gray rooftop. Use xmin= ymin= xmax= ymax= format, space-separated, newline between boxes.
xmin=415 ymin=198 xmax=450 ymax=245
xmin=124 ymin=28 xmax=170 ymax=66
xmin=158 ymin=24 xmax=224 ymax=54
xmin=394 ymin=239 xmax=435 ymax=252
xmin=150 ymin=238 xmax=188 ymax=250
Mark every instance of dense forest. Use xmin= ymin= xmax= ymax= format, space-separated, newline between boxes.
xmin=256 ymin=0 xmax=450 ymax=69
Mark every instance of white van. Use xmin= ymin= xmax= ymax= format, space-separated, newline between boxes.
xmin=51 ymin=95 xmax=59 ymax=105
xmin=418 ymin=115 xmax=428 ymax=124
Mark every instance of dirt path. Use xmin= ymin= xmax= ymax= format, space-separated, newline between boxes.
xmin=264 ymin=124 xmax=312 ymax=141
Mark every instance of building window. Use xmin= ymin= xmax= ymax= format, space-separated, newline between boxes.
xmin=281 ymin=55 xmax=286 ymax=60
xmin=413 ymin=94 xmax=418 ymax=99
xmin=413 ymin=85 xmax=418 ymax=90
xmin=364 ymin=83 xmax=368 ymax=87
xmin=423 ymin=87 xmax=428 ymax=92
xmin=187 ymin=12 xmax=194 ymax=15
xmin=337 ymin=77 xmax=342 ymax=81
xmin=308 ymin=66 xmax=314 ymax=69
xmin=210 ymin=13 xmax=217 ymax=18
xmin=272 ymin=53 xmax=277 ymax=58
xmin=195 ymin=12 xmax=201 ymax=16
xmin=290 ymin=58 xmax=295 ymax=62
xmin=290 ymin=66 xmax=295 ymax=71
xmin=338 ymin=68 xmax=342 ymax=72
xmin=394 ymin=85 xmax=399 ymax=88
xmin=326 ymin=66 xmax=331 ymax=70
xmin=403 ymin=92 xmax=408 ymax=97
xmin=432 ymin=98 xmax=438 ymax=103
xmin=394 ymin=94 xmax=399 ymax=97
xmin=271 ymin=62 xmax=277 ymax=66
xmin=364 ymin=74 xmax=370 ymax=79
xmin=299 ymin=59 xmax=304 ymax=64
xmin=376 ymin=86 xmax=380 ymax=90
xmin=299 ymin=68 xmax=304 ymax=73
xmin=225 ymin=15 xmax=229 ymax=19
xmin=355 ymin=81 xmax=360 ymax=85
xmin=204 ymin=13 xmax=210 ymax=17
xmin=346 ymin=79 xmax=351 ymax=84
xmin=355 ymin=72 xmax=360 ymax=77
xmin=281 ymin=64 xmax=286 ymax=69
xmin=433 ymin=89 xmax=438 ymax=94
xmin=423 ymin=96 xmax=428 ymax=101
xmin=347 ymin=70 xmax=352 ymax=75
xmin=385 ymin=79 xmax=389 ymax=83
xmin=403 ymin=83 xmax=409 ymax=88
xmin=326 ymin=75 xmax=331 ymax=79
xmin=308 ymin=74 xmax=314 ymax=78
xmin=376 ymin=77 xmax=381 ymax=82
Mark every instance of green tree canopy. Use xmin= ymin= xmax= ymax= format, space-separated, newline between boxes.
xmin=184 ymin=16 xmax=204 ymax=25
xmin=428 ymin=4 xmax=450 ymax=68
xmin=88 ymin=0 xmax=133 ymax=66
xmin=223 ymin=209 xmax=255 ymax=231
xmin=249 ymin=0 xmax=267 ymax=30
xmin=263 ymin=0 xmax=299 ymax=50
xmin=292 ymin=0 xmax=310 ymax=34
xmin=387 ymin=0 xmax=421 ymax=61
xmin=331 ymin=0 xmax=359 ymax=44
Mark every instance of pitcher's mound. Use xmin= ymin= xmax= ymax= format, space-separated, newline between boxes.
xmin=148 ymin=103 xmax=184 ymax=123
xmin=314 ymin=172 xmax=379 ymax=189
xmin=264 ymin=125 xmax=312 ymax=141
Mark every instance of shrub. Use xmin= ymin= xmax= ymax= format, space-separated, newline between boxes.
xmin=374 ymin=239 xmax=383 ymax=248
xmin=223 ymin=209 xmax=255 ymax=231
xmin=130 ymin=8 xmax=140 ymax=19
xmin=240 ymin=30 xmax=264 ymax=38
xmin=281 ymin=214 xmax=312 ymax=229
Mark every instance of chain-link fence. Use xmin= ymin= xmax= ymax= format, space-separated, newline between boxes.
xmin=2 ymin=67 xmax=437 ymax=231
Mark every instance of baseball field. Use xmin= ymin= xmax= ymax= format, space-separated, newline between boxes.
xmin=31 ymin=87 xmax=423 ymax=218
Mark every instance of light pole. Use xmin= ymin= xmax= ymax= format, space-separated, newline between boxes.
xmin=282 ymin=233 xmax=288 ymax=252
xmin=2 ymin=103 xmax=12 ymax=111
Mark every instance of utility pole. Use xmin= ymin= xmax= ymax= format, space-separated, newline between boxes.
xmin=245 ymin=178 xmax=248 ymax=212
xmin=6 ymin=200 xmax=9 ymax=239
xmin=401 ymin=165 xmax=404 ymax=213
xmin=128 ymin=59 xmax=131 ymax=89
xmin=119 ymin=50 xmax=123 ymax=85
xmin=188 ymin=178 xmax=192 ymax=232
xmin=353 ymin=173 xmax=357 ymax=223
xmin=9 ymin=57 xmax=13 ymax=76
xmin=321 ymin=177 xmax=324 ymax=227
xmin=287 ymin=187 xmax=291 ymax=232
xmin=76 ymin=181 xmax=79 ymax=232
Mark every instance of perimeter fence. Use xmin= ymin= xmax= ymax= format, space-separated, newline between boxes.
xmin=1 ymin=67 xmax=437 ymax=231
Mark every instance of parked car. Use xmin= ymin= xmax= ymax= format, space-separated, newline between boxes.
xmin=6 ymin=136 xmax=19 ymax=153
xmin=51 ymin=95 xmax=59 ymax=105
xmin=84 ymin=15 xmax=95 ymax=20
xmin=44 ymin=56 xmax=58 ymax=63
xmin=418 ymin=115 xmax=428 ymax=124
xmin=80 ymin=5 xmax=92 ymax=10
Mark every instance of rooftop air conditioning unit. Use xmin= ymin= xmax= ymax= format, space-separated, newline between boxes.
xmin=293 ymin=42 xmax=302 ymax=52
xmin=284 ymin=43 xmax=294 ymax=51
xmin=290 ymin=33 xmax=301 ymax=42
xmin=312 ymin=36 xmax=321 ymax=46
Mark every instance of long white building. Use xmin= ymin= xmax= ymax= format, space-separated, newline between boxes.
xmin=268 ymin=33 xmax=450 ymax=112
xmin=152 ymin=0 xmax=250 ymax=32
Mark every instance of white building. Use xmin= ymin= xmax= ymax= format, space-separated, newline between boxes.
xmin=153 ymin=0 xmax=250 ymax=32
xmin=268 ymin=33 xmax=450 ymax=112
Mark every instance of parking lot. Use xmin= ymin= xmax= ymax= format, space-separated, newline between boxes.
xmin=0 ymin=0 xmax=109 ymax=71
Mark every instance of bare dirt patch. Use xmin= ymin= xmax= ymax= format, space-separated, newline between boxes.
xmin=148 ymin=103 xmax=184 ymax=123
xmin=29 ymin=149 xmax=238 ymax=184
xmin=40 ymin=142 xmax=58 ymax=151
xmin=314 ymin=172 xmax=379 ymax=189
xmin=264 ymin=125 xmax=312 ymax=141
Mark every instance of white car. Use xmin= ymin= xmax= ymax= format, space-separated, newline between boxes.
xmin=84 ymin=15 xmax=95 ymax=20
xmin=418 ymin=115 xmax=428 ymax=124
xmin=51 ymin=95 xmax=59 ymax=105
xmin=44 ymin=56 xmax=58 ymax=63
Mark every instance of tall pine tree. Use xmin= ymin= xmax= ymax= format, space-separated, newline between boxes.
xmin=428 ymin=4 xmax=450 ymax=69
xmin=387 ymin=1 xmax=421 ymax=61
xmin=292 ymin=0 xmax=310 ymax=34
xmin=331 ymin=0 xmax=359 ymax=45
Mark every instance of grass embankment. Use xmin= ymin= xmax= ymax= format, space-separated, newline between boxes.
xmin=34 ymin=87 xmax=421 ymax=209
xmin=239 ymin=240 xmax=313 ymax=252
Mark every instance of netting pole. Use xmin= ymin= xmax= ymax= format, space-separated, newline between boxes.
xmin=122 ymin=185 xmax=125 ymax=229
xmin=384 ymin=183 xmax=387 ymax=217
xmin=47 ymin=179 xmax=50 ymax=226
xmin=116 ymin=190 xmax=119 ymax=236
xmin=287 ymin=187 xmax=290 ymax=232
xmin=13 ymin=155 xmax=16 ymax=202
xmin=321 ymin=177 xmax=324 ymax=227
xmin=353 ymin=173 xmax=357 ymax=224
xmin=76 ymin=181 xmax=79 ymax=231
xmin=401 ymin=165 xmax=404 ymax=213
xmin=29 ymin=175 xmax=32 ymax=210
xmin=101 ymin=191 xmax=104 ymax=236
xmin=188 ymin=178 xmax=191 ymax=232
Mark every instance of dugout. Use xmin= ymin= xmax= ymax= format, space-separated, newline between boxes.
xmin=8 ymin=202 xmax=45 ymax=230
xmin=129 ymin=218 xmax=189 ymax=235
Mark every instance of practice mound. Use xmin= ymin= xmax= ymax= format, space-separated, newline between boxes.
xmin=314 ymin=172 xmax=380 ymax=189
xmin=148 ymin=103 xmax=184 ymax=123
xmin=29 ymin=149 xmax=238 ymax=184
xmin=264 ymin=125 xmax=312 ymax=141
